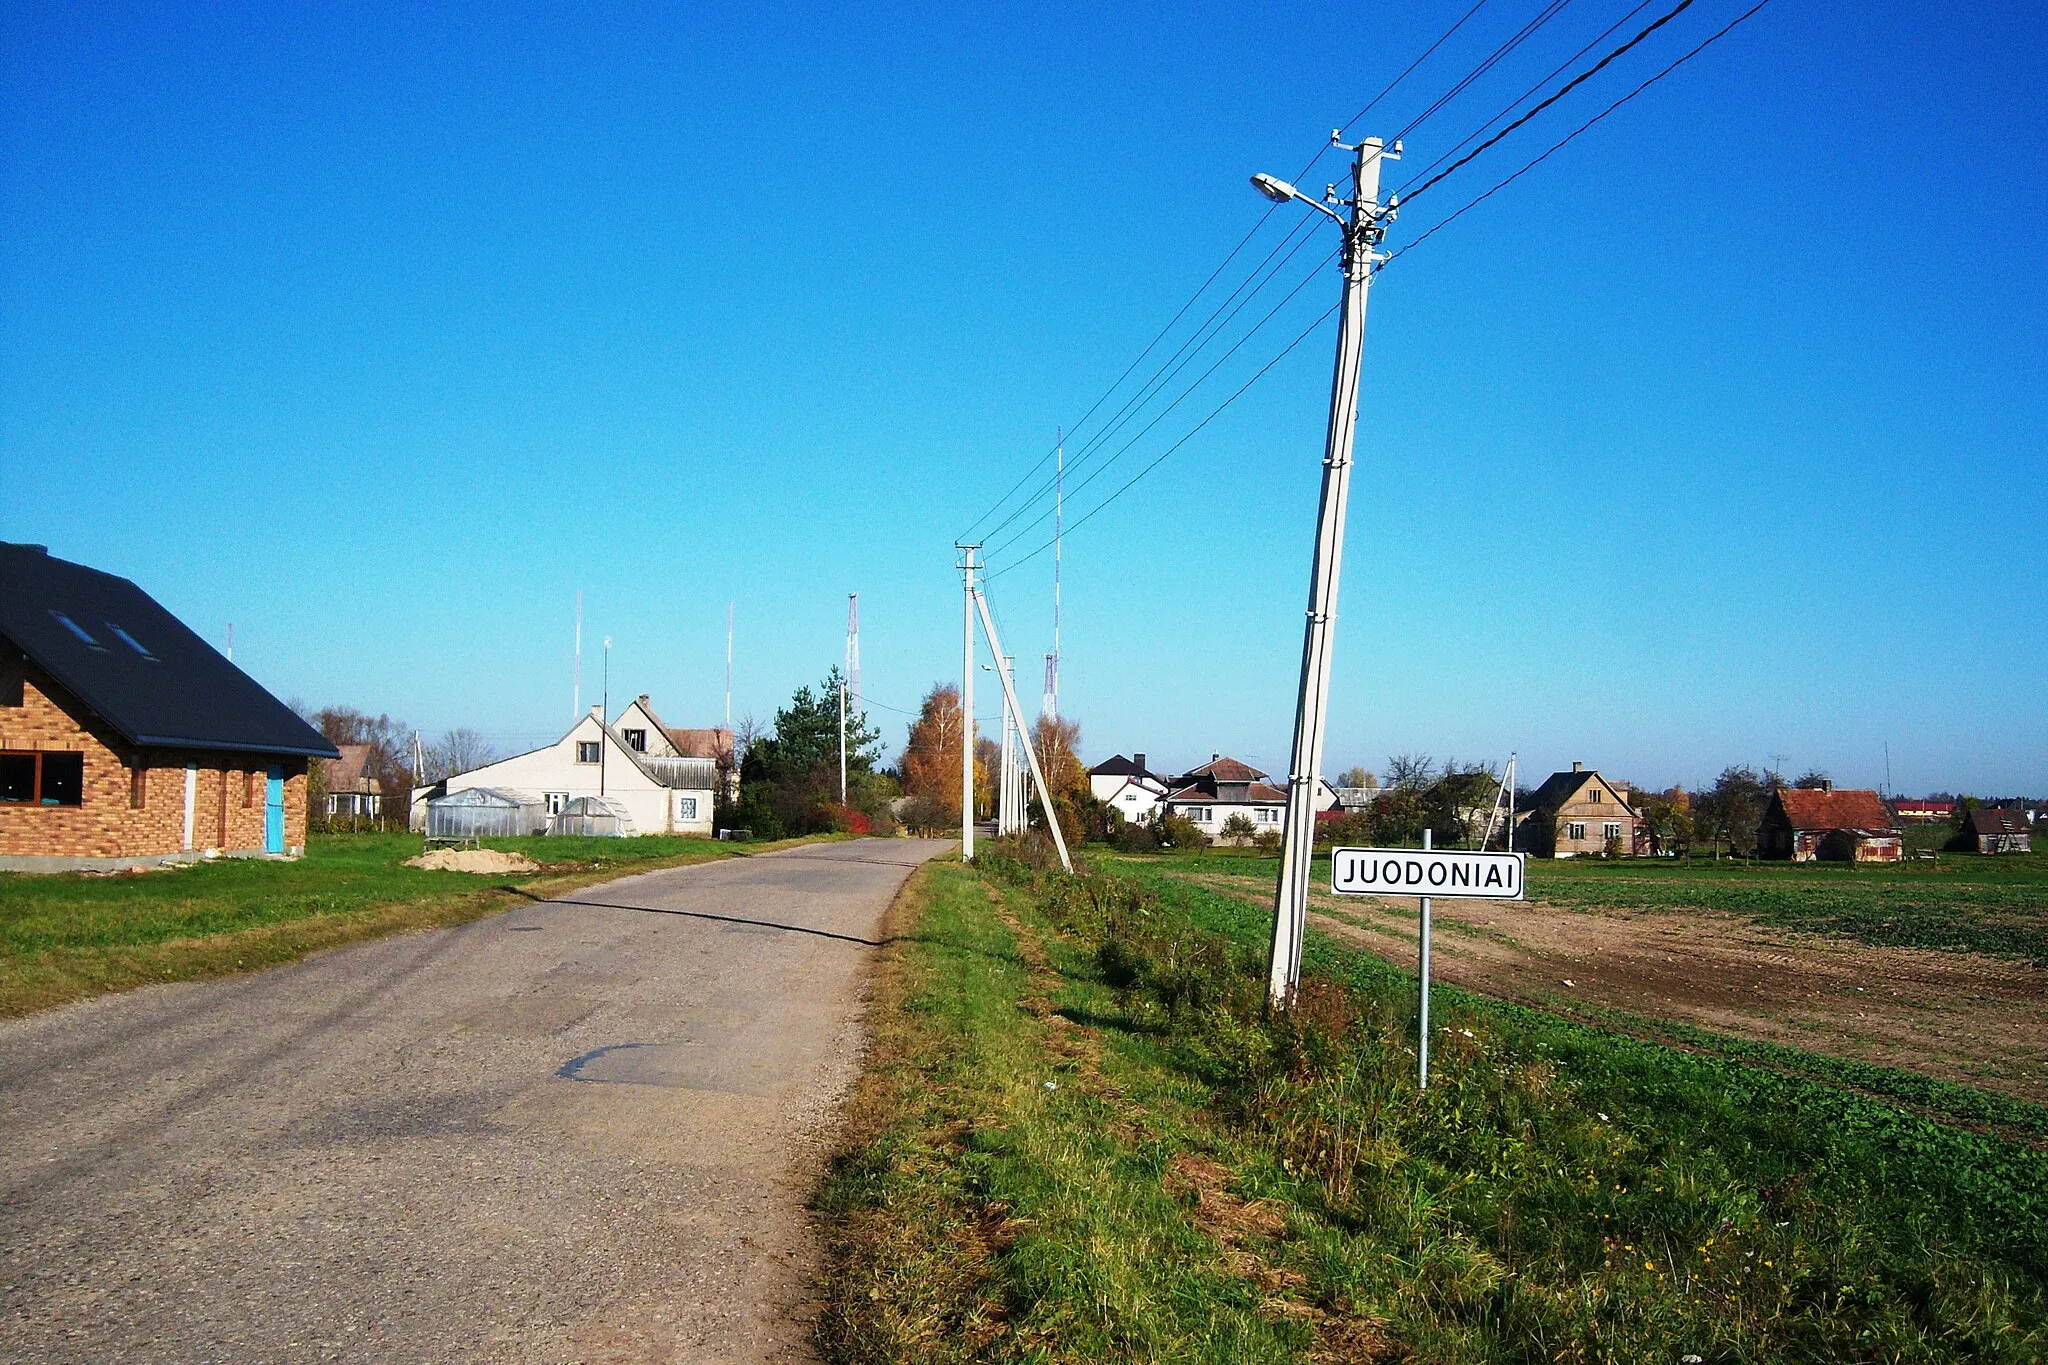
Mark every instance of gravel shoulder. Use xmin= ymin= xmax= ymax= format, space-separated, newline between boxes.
xmin=0 ymin=837 xmax=949 ymax=1364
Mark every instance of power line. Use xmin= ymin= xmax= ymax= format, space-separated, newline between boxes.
xmin=955 ymin=0 xmax=1526 ymax=544
xmin=988 ymin=300 xmax=1341 ymax=582
xmin=1387 ymin=0 xmax=1775 ymax=262
xmin=985 ymin=245 xmax=1336 ymax=564
xmin=1395 ymin=0 xmax=1659 ymax=193
xmin=1400 ymin=0 xmax=1701 ymax=206
xmin=1387 ymin=0 xmax=1579 ymax=147
xmin=973 ymin=213 xmax=1321 ymax=546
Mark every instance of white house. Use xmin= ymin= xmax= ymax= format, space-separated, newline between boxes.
xmin=1159 ymin=756 xmax=1341 ymax=844
xmin=613 ymin=694 xmax=738 ymax=804
xmin=1087 ymin=753 xmax=1169 ymax=825
xmin=411 ymin=703 xmax=717 ymax=836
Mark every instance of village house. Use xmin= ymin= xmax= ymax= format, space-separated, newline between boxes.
xmin=410 ymin=699 xmax=717 ymax=836
xmin=0 ymin=542 xmax=337 ymax=872
xmin=320 ymin=743 xmax=384 ymax=822
xmin=1087 ymin=752 xmax=1169 ymax=825
xmin=1757 ymin=785 xmax=1903 ymax=862
xmin=1892 ymin=798 xmax=1955 ymax=824
xmin=612 ymin=695 xmax=737 ymax=804
xmin=1958 ymin=805 xmax=2032 ymax=854
xmin=1515 ymin=762 xmax=1640 ymax=857
xmin=1159 ymin=756 xmax=1340 ymax=844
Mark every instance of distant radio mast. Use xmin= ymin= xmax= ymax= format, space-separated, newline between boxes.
xmin=846 ymin=593 xmax=861 ymax=717
xmin=1043 ymin=427 xmax=1062 ymax=718
xmin=725 ymin=601 xmax=734 ymax=732
xmin=573 ymin=591 xmax=583 ymax=721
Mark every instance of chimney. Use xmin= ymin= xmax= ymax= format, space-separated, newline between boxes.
xmin=1212 ymin=753 xmax=1221 ymax=763
xmin=1572 ymin=761 xmax=1583 ymax=773
xmin=638 ymin=693 xmax=649 ymax=704
xmin=1822 ymin=779 xmax=1833 ymax=793
xmin=1134 ymin=753 xmax=1146 ymax=774
xmin=591 ymin=704 xmax=603 ymax=721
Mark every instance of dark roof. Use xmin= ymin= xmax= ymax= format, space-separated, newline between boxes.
xmin=1088 ymin=753 xmax=1155 ymax=778
xmin=325 ymin=743 xmax=381 ymax=794
xmin=0 ymin=543 xmax=338 ymax=759
xmin=1773 ymin=788 xmax=1898 ymax=834
xmin=1521 ymin=768 xmax=1598 ymax=814
xmin=1163 ymin=780 xmax=1287 ymax=805
xmin=1180 ymin=756 xmax=1266 ymax=783
xmin=1962 ymin=806 xmax=2028 ymax=836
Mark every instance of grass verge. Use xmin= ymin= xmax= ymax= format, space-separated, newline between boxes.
xmin=0 ymin=830 xmax=842 ymax=1017
xmin=818 ymin=844 xmax=2048 ymax=1363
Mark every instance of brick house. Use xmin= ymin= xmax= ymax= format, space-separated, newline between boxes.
xmin=1515 ymin=762 xmax=1639 ymax=857
xmin=1757 ymin=785 xmax=1902 ymax=862
xmin=0 ymin=543 xmax=338 ymax=872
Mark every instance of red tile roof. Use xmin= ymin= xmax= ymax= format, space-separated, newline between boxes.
xmin=1182 ymin=757 xmax=1266 ymax=783
xmin=1774 ymin=788 xmax=1897 ymax=833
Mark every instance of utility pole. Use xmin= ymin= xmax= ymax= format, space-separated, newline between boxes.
xmin=1046 ymin=428 xmax=1062 ymax=718
xmin=841 ymin=593 xmax=859 ymax=807
xmin=998 ymin=663 xmax=1016 ymax=834
xmin=957 ymin=545 xmax=980 ymax=861
xmin=1262 ymin=134 xmax=1398 ymax=1011
xmin=973 ymin=587 xmax=1071 ymax=873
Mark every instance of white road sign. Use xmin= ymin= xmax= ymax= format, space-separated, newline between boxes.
xmin=1330 ymin=847 xmax=1526 ymax=900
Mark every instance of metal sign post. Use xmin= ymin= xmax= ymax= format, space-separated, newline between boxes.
xmin=1330 ymin=838 xmax=1526 ymax=1090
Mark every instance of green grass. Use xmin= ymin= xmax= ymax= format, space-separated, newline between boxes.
xmin=0 ymin=829 xmax=831 ymax=1015
xmin=821 ymin=848 xmax=2048 ymax=1362
xmin=1119 ymin=845 xmax=2048 ymax=963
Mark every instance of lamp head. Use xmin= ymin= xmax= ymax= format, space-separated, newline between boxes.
xmin=1249 ymin=173 xmax=1298 ymax=204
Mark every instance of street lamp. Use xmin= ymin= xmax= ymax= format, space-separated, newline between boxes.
xmin=1259 ymin=134 xmax=1399 ymax=1011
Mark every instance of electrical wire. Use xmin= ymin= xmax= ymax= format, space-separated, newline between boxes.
xmin=954 ymin=0 xmax=1519 ymax=544
xmin=1386 ymin=0 xmax=1774 ymax=262
xmin=972 ymin=213 xmax=1321 ymax=546
xmin=1395 ymin=0 xmax=1659 ymax=193
xmin=1400 ymin=0 xmax=1700 ymax=206
xmin=984 ymin=245 xmax=1337 ymax=563
xmin=986 ymin=300 xmax=1341 ymax=582
xmin=1387 ymin=0 xmax=1578 ymax=147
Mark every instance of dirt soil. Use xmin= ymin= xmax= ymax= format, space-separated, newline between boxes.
xmin=1185 ymin=873 xmax=2048 ymax=1108
xmin=404 ymin=848 xmax=542 ymax=873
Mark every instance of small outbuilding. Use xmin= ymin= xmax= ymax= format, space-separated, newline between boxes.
xmin=1758 ymin=786 xmax=1902 ymax=862
xmin=1958 ymin=806 xmax=2032 ymax=855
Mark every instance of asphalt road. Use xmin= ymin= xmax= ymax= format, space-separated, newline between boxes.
xmin=0 ymin=837 xmax=949 ymax=1364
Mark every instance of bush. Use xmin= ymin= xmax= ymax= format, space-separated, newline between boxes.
xmin=1111 ymin=817 xmax=1162 ymax=853
xmin=817 ymin=802 xmax=871 ymax=835
xmin=896 ymin=794 xmax=957 ymax=836
xmin=1252 ymin=828 xmax=1282 ymax=855
xmin=1220 ymin=812 xmax=1258 ymax=845
xmin=1157 ymin=812 xmax=1209 ymax=851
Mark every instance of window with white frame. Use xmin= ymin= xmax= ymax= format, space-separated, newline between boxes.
xmin=1604 ymin=822 xmax=1623 ymax=843
xmin=1567 ymin=821 xmax=1586 ymax=841
xmin=678 ymin=795 xmax=699 ymax=820
xmin=545 ymin=792 xmax=568 ymax=815
xmin=1257 ymin=807 xmax=1279 ymax=823
xmin=1187 ymin=806 xmax=1211 ymax=822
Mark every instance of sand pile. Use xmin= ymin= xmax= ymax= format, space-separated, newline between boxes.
xmin=405 ymin=848 xmax=541 ymax=874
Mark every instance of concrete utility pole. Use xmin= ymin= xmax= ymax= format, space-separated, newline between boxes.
xmin=997 ymin=660 xmax=1017 ymax=834
xmin=1260 ymin=134 xmax=1399 ymax=1011
xmin=973 ymin=588 xmax=1072 ymax=873
xmin=957 ymin=545 xmax=980 ymax=861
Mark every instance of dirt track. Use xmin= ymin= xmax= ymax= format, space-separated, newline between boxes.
xmin=1187 ymin=874 xmax=2048 ymax=1107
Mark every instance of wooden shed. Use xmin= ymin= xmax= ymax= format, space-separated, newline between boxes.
xmin=1757 ymin=786 xmax=1902 ymax=862
xmin=1958 ymin=806 xmax=2032 ymax=854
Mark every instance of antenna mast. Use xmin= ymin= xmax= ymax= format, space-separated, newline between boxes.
xmin=846 ymin=593 xmax=861 ymax=718
xmin=1044 ymin=427 xmax=1062 ymax=718
xmin=573 ymin=591 xmax=583 ymax=722
xmin=725 ymin=601 xmax=734 ymax=732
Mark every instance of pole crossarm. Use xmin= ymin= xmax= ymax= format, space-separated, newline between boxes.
xmin=972 ymin=587 xmax=1074 ymax=874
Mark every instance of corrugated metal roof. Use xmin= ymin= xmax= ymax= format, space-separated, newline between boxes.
xmin=0 ymin=542 xmax=338 ymax=759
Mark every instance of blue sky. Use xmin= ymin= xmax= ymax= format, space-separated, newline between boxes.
xmin=4 ymin=0 xmax=2044 ymax=795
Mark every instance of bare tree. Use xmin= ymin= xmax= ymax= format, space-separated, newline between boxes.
xmin=432 ymin=728 xmax=498 ymax=779
xmin=1385 ymin=752 xmax=1436 ymax=791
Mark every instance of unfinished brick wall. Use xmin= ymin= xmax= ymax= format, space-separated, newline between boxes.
xmin=0 ymin=666 xmax=310 ymax=860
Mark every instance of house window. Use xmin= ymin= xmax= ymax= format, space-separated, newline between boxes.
xmin=106 ymin=624 xmax=157 ymax=660
xmin=678 ymin=796 xmax=699 ymax=820
xmin=1587 ymin=788 xmax=1601 ymax=804
xmin=624 ymin=728 xmax=647 ymax=752
xmin=576 ymin=741 xmax=602 ymax=764
xmin=1604 ymin=822 xmax=1623 ymax=843
xmin=545 ymin=792 xmax=568 ymax=815
xmin=1257 ymin=808 xmax=1279 ymax=823
xmin=49 ymin=611 xmax=104 ymax=649
xmin=1567 ymin=821 xmax=1586 ymax=841
xmin=1122 ymin=793 xmax=1137 ymax=802
xmin=1188 ymin=807 xmax=1211 ymax=822
xmin=0 ymin=751 xmax=84 ymax=806
xmin=132 ymin=763 xmax=148 ymax=809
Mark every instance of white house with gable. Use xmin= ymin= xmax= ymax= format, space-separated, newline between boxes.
xmin=411 ymin=701 xmax=717 ymax=836
xmin=1087 ymin=753 xmax=1169 ymax=825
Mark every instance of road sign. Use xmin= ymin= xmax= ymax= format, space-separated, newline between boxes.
xmin=1330 ymin=847 xmax=1526 ymax=900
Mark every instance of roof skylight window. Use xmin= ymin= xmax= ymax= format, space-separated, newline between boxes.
xmin=107 ymin=624 xmax=157 ymax=660
xmin=49 ymin=611 xmax=103 ymax=648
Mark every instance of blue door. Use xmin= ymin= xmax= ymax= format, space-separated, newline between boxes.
xmin=265 ymin=765 xmax=285 ymax=853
